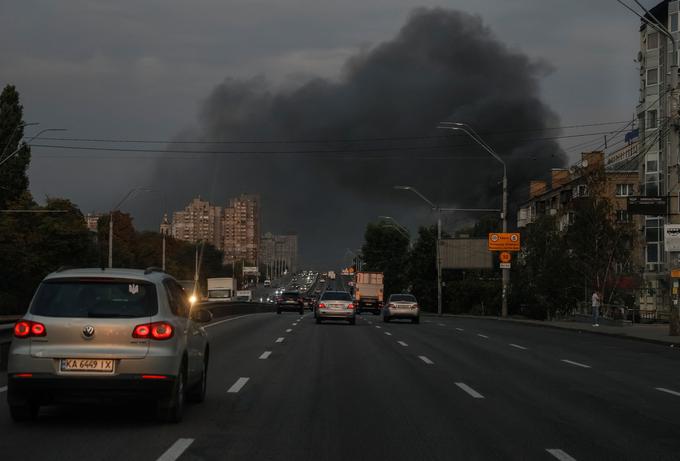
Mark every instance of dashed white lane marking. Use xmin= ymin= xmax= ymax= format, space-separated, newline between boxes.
xmin=477 ymin=334 xmax=489 ymax=339
xmin=292 ymin=323 xmax=298 ymax=326
xmin=419 ymin=356 xmax=434 ymax=365
xmin=259 ymin=351 xmax=272 ymax=360
xmin=546 ymin=449 xmax=577 ymax=461
xmin=375 ymin=325 xmax=382 ymax=329
xmin=561 ymin=359 xmax=591 ymax=369
xmin=456 ymin=327 xmax=464 ymax=331
xmin=656 ymin=387 xmax=680 ymax=397
xmin=227 ymin=377 xmax=250 ymax=393
xmin=0 ymin=386 xmax=7 ymax=393
xmin=275 ymin=337 xmax=285 ymax=343
xmin=157 ymin=438 xmax=195 ymax=461
xmin=286 ymin=328 xmax=292 ymax=333
xmin=455 ymin=382 xmax=485 ymax=399
xmin=509 ymin=343 xmax=528 ymax=350
xmin=384 ymin=332 xmax=392 ymax=336
xmin=397 ymin=341 xmax=408 ymax=347
xmin=438 ymin=323 xmax=445 ymax=326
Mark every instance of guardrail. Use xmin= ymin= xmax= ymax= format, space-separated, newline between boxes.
xmin=0 ymin=301 xmax=275 ymax=372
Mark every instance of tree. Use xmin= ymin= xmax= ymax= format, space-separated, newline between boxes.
xmin=0 ymin=85 xmax=31 ymax=209
xmin=406 ymin=226 xmax=438 ymax=312
xmin=361 ymin=220 xmax=410 ymax=296
xmin=97 ymin=211 xmax=137 ymax=268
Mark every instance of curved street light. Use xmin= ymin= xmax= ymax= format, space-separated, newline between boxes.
xmin=437 ymin=121 xmax=509 ymax=317
xmin=108 ymin=186 xmax=153 ymax=268
xmin=0 ymin=127 xmax=67 ymax=168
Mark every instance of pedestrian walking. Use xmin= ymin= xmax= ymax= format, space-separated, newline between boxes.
xmin=592 ymin=290 xmax=601 ymax=327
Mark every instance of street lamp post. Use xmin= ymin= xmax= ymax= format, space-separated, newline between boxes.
xmin=437 ymin=122 xmax=509 ymax=317
xmin=378 ymin=216 xmax=412 ymax=244
xmin=108 ymin=187 xmax=152 ymax=268
xmin=0 ymin=127 xmax=67 ymax=169
xmin=394 ymin=186 xmax=443 ymax=317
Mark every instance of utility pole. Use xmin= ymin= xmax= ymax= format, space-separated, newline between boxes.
xmin=162 ymin=233 xmax=166 ymax=271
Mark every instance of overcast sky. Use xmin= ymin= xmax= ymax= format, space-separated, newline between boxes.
xmin=0 ymin=0 xmax=650 ymax=266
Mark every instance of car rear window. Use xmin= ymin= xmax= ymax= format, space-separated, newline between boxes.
xmin=320 ymin=291 xmax=351 ymax=301
xmin=282 ymin=292 xmax=299 ymax=298
xmin=30 ymin=279 xmax=158 ymax=318
xmin=390 ymin=294 xmax=417 ymax=302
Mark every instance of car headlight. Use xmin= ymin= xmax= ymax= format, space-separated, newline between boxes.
xmin=189 ymin=294 xmax=198 ymax=304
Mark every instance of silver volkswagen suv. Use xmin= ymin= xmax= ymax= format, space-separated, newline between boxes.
xmin=7 ymin=267 xmax=212 ymax=423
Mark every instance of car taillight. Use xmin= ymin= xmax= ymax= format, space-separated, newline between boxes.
xmin=14 ymin=320 xmax=46 ymax=338
xmin=347 ymin=303 xmax=355 ymax=309
xmin=318 ymin=303 xmax=326 ymax=309
xmin=132 ymin=322 xmax=174 ymax=340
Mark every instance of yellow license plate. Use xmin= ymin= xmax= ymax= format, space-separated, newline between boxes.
xmin=60 ymin=359 xmax=114 ymax=373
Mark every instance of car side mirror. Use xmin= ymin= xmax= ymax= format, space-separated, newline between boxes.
xmin=191 ymin=308 xmax=213 ymax=323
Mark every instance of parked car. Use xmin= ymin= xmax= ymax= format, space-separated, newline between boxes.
xmin=7 ymin=267 xmax=212 ymax=423
xmin=383 ymin=293 xmax=420 ymax=323
xmin=276 ymin=291 xmax=304 ymax=315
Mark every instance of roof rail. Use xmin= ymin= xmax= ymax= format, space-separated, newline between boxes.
xmin=144 ymin=266 xmax=165 ymax=275
xmin=55 ymin=266 xmax=74 ymax=273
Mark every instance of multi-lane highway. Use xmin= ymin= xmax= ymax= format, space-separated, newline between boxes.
xmin=2 ymin=301 xmax=680 ymax=460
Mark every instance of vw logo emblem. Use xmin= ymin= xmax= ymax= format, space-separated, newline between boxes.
xmin=82 ymin=325 xmax=95 ymax=339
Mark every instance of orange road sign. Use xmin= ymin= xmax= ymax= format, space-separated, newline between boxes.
xmin=488 ymin=233 xmax=520 ymax=252
xmin=499 ymin=252 xmax=512 ymax=263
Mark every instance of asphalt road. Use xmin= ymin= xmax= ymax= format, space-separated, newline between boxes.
xmin=1 ymin=312 xmax=680 ymax=460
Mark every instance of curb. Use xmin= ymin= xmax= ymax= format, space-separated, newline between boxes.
xmin=423 ymin=313 xmax=680 ymax=347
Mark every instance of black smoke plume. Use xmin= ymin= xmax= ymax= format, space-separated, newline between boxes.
xmin=153 ymin=7 xmax=566 ymax=267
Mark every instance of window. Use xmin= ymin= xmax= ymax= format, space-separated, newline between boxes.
xmin=31 ymin=279 xmax=158 ymax=318
xmin=616 ymin=183 xmax=634 ymax=197
xmin=648 ymin=32 xmax=659 ymax=50
xmin=647 ymin=243 xmax=659 ymax=263
xmin=567 ymin=211 xmax=575 ymax=226
xmin=616 ymin=210 xmax=632 ymax=223
xmin=575 ymin=184 xmax=588 ymax=197
xmin=647 ymin=160 xmax=658 ymax=172
xmin=647 ymin=110 xmax=657 ymax=129
xmin=647 ymin=68 xmax=659 ymax=86
xmin=164 ymin=280 xmax=190 ymax=318
xmin=672 ymin=13 xmax=679 ymax=32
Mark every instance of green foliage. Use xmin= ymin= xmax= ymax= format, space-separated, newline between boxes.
xmin=0 ymin=85 xmax=31 ymax=209
xmin=361 ymin=220 xmax=411 ymax=297
xmin=406 ymin=226 xmax=437 ymax=311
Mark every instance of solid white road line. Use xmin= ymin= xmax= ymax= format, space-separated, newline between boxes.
xmin=509 ymin=343 xmax=528 ymax=350
xmin=455 ymin=382 xmax=485 ymax=399
xmin=656 ymin=387 xmax=680 ymax=397
xmin=227 ymin=377 xmax=250 ymax=393
xmin=275 ymin=337 xmax=285 ymax=343
xmin=561 ymin=359 xmax=591 ymax=369
xmin=477 ymin=334 xmax=489 ymax=339
xmin=546 ymin=449 xmax=577 ymax=461
xmin=0 ymin=386 xmax=7 ymax=393
xmin=419 ymin=355 xmax=434 ymax=365
xmin=204 ymin=313 xmax=263 ymax=329
xmin=384 ymin=332 xmax=392 ymax=336
xmin=397 ymin=341 xmax=408 ymax=347
xmin=157 ymin=438 xmax=195 ymax=461
xmin=286 ymin=328 xmax=292 ymax=333
xmin=456 ymin=327 xmax=464 ymax=331
xmin=259 ymin=351 xmax=272 ymax=360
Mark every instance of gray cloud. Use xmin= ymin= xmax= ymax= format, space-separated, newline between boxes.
xmin=152 ymin=7 xmax=566 ymax=267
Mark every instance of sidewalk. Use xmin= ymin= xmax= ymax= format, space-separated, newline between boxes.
xmin=440 ymin=314 xmax=680 ymax=346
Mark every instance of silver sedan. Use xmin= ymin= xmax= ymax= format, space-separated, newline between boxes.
xmin=383 ymin=294 xmax=420 ymax=323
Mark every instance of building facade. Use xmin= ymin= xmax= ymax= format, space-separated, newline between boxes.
xmin=260 ymin=232 xmax=298 ymax=279
xmin=636 ymin=1 xmax=680 ymax=315
xmin=222 ymin=194 xmax=260 ymax=265
xmin=170 ymin=197 xmax=223 ymax=249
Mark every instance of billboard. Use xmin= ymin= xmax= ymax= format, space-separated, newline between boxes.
xmin=242 ymin=266 xmax=259 ymax=275
xmin=627 ymin=196 xmax=667 ymax=215
xmin=441 ymin=239 xmax=493 ymax=270
xmin=664 ymin=225 xmax=680 ymax=252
